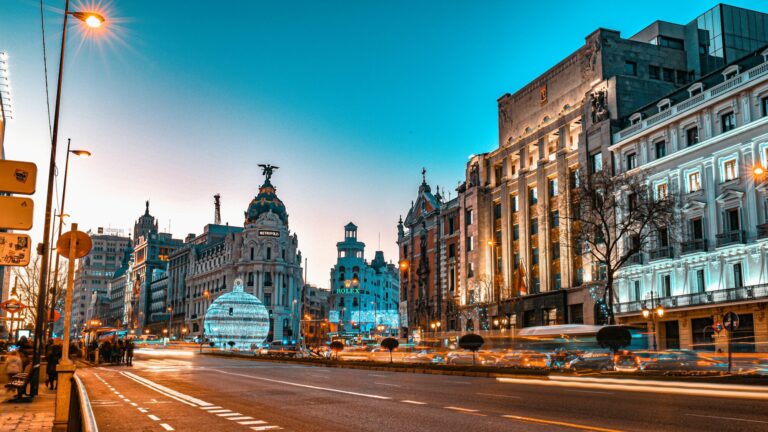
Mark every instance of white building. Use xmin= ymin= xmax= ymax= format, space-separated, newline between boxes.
xmin=611 ymin=47 xmax=768 ymax=352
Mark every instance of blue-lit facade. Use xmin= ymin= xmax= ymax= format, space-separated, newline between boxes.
xmin=329 ymin=223 xmax=399 ymax=338
xmin=204 ymin=278 xmax=270 ymax=350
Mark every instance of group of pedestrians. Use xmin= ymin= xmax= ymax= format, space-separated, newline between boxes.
xmin=88 ymin=338 xmax=134 ymax=366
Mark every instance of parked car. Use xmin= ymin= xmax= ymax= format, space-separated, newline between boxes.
xmin=639 ymin=350 xmax=727 ymax=374
xmin=567 ymin=352 xmax=614 ymax=373
xmin=445 ymin=350 xmax=496 ymax=365
xmin=613 ymin=350 xmax=640 ymax=372
xmin=495 ymin=351 xmax=550 ymax=369
xmin=403 ymin=351 xmax=444 ymax=364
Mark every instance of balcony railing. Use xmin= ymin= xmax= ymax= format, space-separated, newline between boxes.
xmin=615 ymin=283 xmax=768 ymax=315
xmin=648 ymin=246 xmax=673 ymax=261
xmin=614 ymin=59 xmax=768 ymax=142
xmin=716 ymin=230 xmax=745 ymax=247
xmin=758 ymin=223 xmax=768 ymax=239
xmin=681 ymin=238 xmax=707 ymax=254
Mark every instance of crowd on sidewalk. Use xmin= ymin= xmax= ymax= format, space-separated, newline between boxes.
xmin=86 ymin=338 xmax=135 ymax=366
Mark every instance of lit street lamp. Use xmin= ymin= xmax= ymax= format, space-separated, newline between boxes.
xmin=641 ymin=291 xmax=665 ymax=351
xmin=31 ymin=0 xmax=105 ymax=397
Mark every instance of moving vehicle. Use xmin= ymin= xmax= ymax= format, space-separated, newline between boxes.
xmin=639 ymin=350 xmax=727 ymax=375
xmin=567 ymin=352 xmax=614 ymax=373
xmin=495 ymin=350 xmax=551 ymax=369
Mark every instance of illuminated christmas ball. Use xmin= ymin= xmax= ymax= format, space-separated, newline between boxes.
xmin=203 ymin=278 xmax=270 ymax=350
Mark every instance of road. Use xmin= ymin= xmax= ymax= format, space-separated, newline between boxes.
xmin=77 ymin=350 xmax=768 ymax=432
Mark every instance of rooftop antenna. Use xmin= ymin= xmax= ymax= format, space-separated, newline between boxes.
xmin=214 ymin=193 xmax=222 ymax=225
xmin=378 ymin=232 xmax=381 ymax=250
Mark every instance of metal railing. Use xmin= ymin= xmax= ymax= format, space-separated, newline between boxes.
xmin=716 ymin=230 xmax=745 ymax=247
xmin=648 ymin=246 xmax=673 ymax=261
xmin=681 ymin=238 xmax=707 ymax=254
xmin=69 ymin=373 xmax=99 ymax=432
xmin=615 ymin=283 xmax=768 ymax=314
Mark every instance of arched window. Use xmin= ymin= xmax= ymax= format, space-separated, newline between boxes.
xmin=266 ymin=247 xmax=271 ymax=260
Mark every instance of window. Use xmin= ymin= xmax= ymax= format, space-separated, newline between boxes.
xmin=466 ymin=235 xmax=474 ymax=252
xmin=721 ymin=112 xmax=736 ymax=133
xmin=553 ymin=273 xmax=562 ymax=290
xmin=266 ymin=247 xmax=271 ymax=260
xmin=687 ymin=170 xmax=702 ymax=193
xmin=575 ymin=268 xmax=584 ymax=286
xmin=624 ymin=61 xmax=637 ymax=76
xmin=513 ymin=253 xmax=519 ymax=269
xmin=510 ymin=195 xmax=518 ymax=213
xmin=632 ymin=280 xmax=641 ymax=301
xmin=655 ymin=140 xmax=667 ymax=159
xmin=542 ymin=308 xmax=557 ymax=326
xmin=676 ymin=70 xmax=687 ymax=84
xmin=529 ymin=187 xmax=538 ymax=205
xmin=686 ymin=127 xmax=699 ymax=146
xmin=548 ymin=178 xmax=558 ymax=197
xmin=264 ymin=293 xmax=272 ymax=306
xmin=691 ymin=217 xmax=704 ymax=239
xmin=661 ymin=274 xmax=671 ymax=297
xmin=658 ymin=36 xmax=684 ymax=50
xmin=530 ymin=218 xmax=538 ymax=235
xmin=513 ymin=224 xmax=520 ymax=241
xmin=448 ymin=244 xmax=456 ymax=258
xmin=465 ymin=209 xmax=473 ymax=225
xmin=570 ymin=168 xmax=580 ymax=188
xmin=448 ymin=216 xmax=456 ymax=235
xmin=733 ymin=263 xmax=744 ymax=288
xmin=694 ymin=269 xmax=706 ymax=293
xmin=658 ymin=227 xmax=669 ymax=247
xmin=590 ymin=152 xmax=603 ymax=173
xmin=467 ymin=262 xmax=474 ymax=278
xmin=625 ymin=153 xmax=637 ymax=170
xmin=725 ymin=208 xmax=740 ymax=232
xmin=656 ymin=182 xmax=668 ymax=200
xmin=627 ymin=193 xmax=637 ymax=210
xmin=494 ymin=202 xmax=502 ymax=220
xmin=762 ymin=96 xmax=768 ymax=117
xmin=550 ymin=210 xmax=559 ymax=228
xmin=649 ymin=65 xmax=660 ymax=80
xmin=552 ymin=242 xmax=560 ymax=259
xmin=494 ymin=165 xmax=503 ymax=186
xmin=532 ymin=248 xmax=539 ymax=265
xmin=662 ymin=68 xmax=674 ymax=82
xmin=722 ymin=157 xmax=738 ymax=182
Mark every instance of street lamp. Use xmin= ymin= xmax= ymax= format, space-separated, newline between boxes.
xmin=641 ymin=291 xmax=665 ymax=351
xmin=31 ymin=0 xmax=106 ymax=397
xmin=48 ymin=139 xmax=91 ymax=339
xmin=488 ymin=240 xmax=497 ymax=303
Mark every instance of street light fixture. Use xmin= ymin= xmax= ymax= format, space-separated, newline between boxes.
xmin=31 ymin=0 xmax=106 ymax=397
xmin=641 ymin=292 xmax=665 ymax=351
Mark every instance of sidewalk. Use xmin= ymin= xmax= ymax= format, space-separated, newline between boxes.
xmin=0 ymin=385 xmax=56 ymax=432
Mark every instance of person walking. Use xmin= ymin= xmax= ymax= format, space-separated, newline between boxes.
xmin=45 ymin=343 xmax=61 ymax=390
xmin=126 ymin=339 xmax=134 ymax=366
xmin=4 ymin=351 xmax=23 ymax=387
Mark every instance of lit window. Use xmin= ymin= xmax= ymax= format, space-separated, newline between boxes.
xmin=529 ymin=187 xmax=538 ymax=205
xmin=721 ymin=157 xmax=738 ymax=182
xmin=549 ymin=178 xmax=558 ymax=197
xmin=687 ymin=171 xmax=701 ymax=193
xmin=655 ymin=181 xmax=668 ymax=200
xmin=590 ymin=152 xmax=603 ymax=173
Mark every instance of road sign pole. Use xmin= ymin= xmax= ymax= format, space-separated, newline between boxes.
xmin=727 ymin=330 xmax=732 ymax=374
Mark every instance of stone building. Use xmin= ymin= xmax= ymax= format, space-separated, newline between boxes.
xmin=398 ymin=4 xmax=768 ymax=336
xmin=71 ymin=227 xmax=131 ymax=335
xmin=611 ymin=46 xmax=768 ymax=352
xmin=302 ymin=284 xmax=330 ymax=346
xmin=329 ymin=223 xmax=399 ymax=339
xmin=105 ymin=247 xmax=132 ymax=328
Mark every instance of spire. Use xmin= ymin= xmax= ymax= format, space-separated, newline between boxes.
xmin=145 ymin=200 xmax=150 ymax=215
xmin=421 ymin=167 xmax=427 ymax=185
xmin=214 ymin=194 xmax=222 ymax=225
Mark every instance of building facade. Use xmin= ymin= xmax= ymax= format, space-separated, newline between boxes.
xmin=329 ymin=223 xmax=399 ymax=339
xmin=612 ymin=46 xmax=768 ymax=352
xmin=302 ymin=284 xmax=330 ymax=346
xmin=71 ymin=228 xmax=131 ymax=335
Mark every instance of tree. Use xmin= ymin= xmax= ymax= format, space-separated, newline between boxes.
xmin=596 ymin=325 xmax=632 ymax=355
xmin=330 ymin=340 xmax=344 ymax=360
xmin=227 ymin=341 xmax=236 ymax=350
xmin=380 ymin=337 xmax=399 ymax=363
xmin=567 ymin=169 xmax=677 ymax=324
xmin=11 ymin=254 xmax=68 ymax=330
xmin=458 ymin=333 xmax=484 ymax=365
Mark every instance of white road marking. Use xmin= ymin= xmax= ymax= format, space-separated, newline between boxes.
xmin=130 ymin=402 xmax=138 ymax=407
xmin=251 ymin=427 xmax=280 ymax=431
xmin=401 ymin=400 xmax=427 ymax=405
xmin=138 ymin=408 xmax=148 ymax=413
xmin=239 ymin=420 xmax=267 ymax=425
xmin=368 ymin=374 xmax=388 ymax=377
xmin=148 ymin=415 xmax=160 ymax=421
xmin=200 ymin=406 xmax=222 ymax=410
xmin=685 ymin=414 xmax=768 ymax=424
xmin=208 ymin=409 xmax=231 ymax=413
xmin=121 ymin=372 xmax=212 ymax=407
xmin=218 ymin=413 xmax=242 ymax=417
xmin=210 ymin=369 xmax=391 ymax=400
xmin=563 ymin=389 xmax=613 ymax=395
xmin=160 ymin=423 xmax=174 ymax=431
xmin=229 ymin=417 xmax=254 ymax=421
xmin=476 ymin=393 xmax=521 ymax=399
xmin=445 ymin=406 xmax=479 ymax=413
xmin=373 ymin=382 xmax=400 ymax=387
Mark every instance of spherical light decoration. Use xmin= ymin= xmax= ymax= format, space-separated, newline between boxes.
xmin=203 ymin=278 xmax=270 ymax=351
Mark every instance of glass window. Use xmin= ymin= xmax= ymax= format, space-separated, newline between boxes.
xmin=590 ymin=152 xmax=603 ymax=173
xmin=551 ymin=210 xmax=559 ymax=228
xmin=494 ymin=202 xmax=502 ymax=220
xmin=688 ymin=171 xmax=702 ymax=192
xmin=733 ymin=262 xmax=744 ymax=288
xmin=513 ymin=224 xmax=519 ymax=241
xmin=662 ymin=68 xmax=675 ymax=82
xmin=721 ymin=112 xmax=736 ymax=133
xmin=532 ymin=248 xmax=539 ymax=265
xmin=570 ymin=168 xmax=580 ymax=188
xmin=694 ymin=269 xmax=706 ymax=293
xmin=649 ymin=65 xmax=660 ymax=80
xmin=762 ymin=96 xmax=768 ymax=117
xmin=530 ymin=218 xmax=538 ymax=235
xmin=691 ymin=217 xmax=704 ymax=239
xmin=549 ymin=178 xmax=558 ymax=197
xmin=511 ymin=195 xmax=518 ymax=213
xmin=656 ymin=182 xmax=668 ymax=200
xmin=722 ymin=157 xmax=738 ymax=181
xmin=655 ymin=141 xmax=667 ymax=159
xmin=624 ymin=61 xmax=637 ymax=76
xmin=529 ymin=187 xmax=538 ymax=205
xmin=552 ymin=242 xmax=560 ymax=259
xmin=686 ymin=127 xmax=699 ymax=146
xmin=626 ymin=153 xmax=637 ymax=170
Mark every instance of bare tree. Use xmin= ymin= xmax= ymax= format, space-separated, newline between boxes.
xmin=567 ymin=169 xmax=677 ymax=323
xmin=12 ymin=254 xmax=69 ymax=329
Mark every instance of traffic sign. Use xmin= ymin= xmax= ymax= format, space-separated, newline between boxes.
xmin=0 ymin=233 xmax=31 ymax=266
xmin=56 ymin=230 xmax=92 ymax=259
xmin=714 ymin=321 xmax=723 ymax=333
xmin=0 ymin=196 xmax=34 ymax=230
xmin=0 ymin=160 xmax=37 ymax=194
xmin=723 ymin=312 xmax=740 ymax=332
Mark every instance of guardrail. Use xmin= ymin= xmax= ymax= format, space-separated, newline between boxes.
xmin=615 ymin=283 xmax=768 ymax=314
xmin=68 ymin=373 xmax=98 ymax=432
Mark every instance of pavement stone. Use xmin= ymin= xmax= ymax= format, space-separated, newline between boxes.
xmin=0 ymin=387 xmax=57 ymax=432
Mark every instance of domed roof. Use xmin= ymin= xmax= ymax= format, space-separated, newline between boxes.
xmin=203 ymin=279 xmax=270 ymax=351
xmin=245 ymin=179 xmax=288 ymax=225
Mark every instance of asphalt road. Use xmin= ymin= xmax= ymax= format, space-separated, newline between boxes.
xmin=77 ymin=351 xmax=768 ymax=432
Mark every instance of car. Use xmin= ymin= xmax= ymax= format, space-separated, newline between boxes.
xmin=495 ymin=350 xmax=550 ymax=369
xmin=403 ymin=351 xmax=444 ymax=364
xmin=567 ymin=352 xmax=614 ymax=373
xmin=445 ymin=350 xmax=497 ymax=365
xmin=336 ymin=346 xmax=372 ymax=361
xmin=639 ymin=351 xmax=727 ymax=375
xmin=613 ymin=350 xmax=640 ymax=372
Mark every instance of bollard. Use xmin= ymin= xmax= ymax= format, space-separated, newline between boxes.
xmin=95 ymin=348 xmax=99 ymax=365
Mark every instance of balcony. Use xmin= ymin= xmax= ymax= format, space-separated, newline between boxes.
xmin=648 ymin=246 xmax=673 ymax=261
xmin=680 ymin=239 xmax=707 ymax=255
xmin=626 ymin=253 xmax=644 ymax=266
xmin=716 ymin=230 xmax=745 ymax=247
xmin=615 ymin=283 xmax=768 ymax=315
xmin=758 ymin=223 xmax=768 ymax=239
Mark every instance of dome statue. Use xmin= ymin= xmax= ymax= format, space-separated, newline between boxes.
xmin=203 ymin=278 xmax=270 ymax=351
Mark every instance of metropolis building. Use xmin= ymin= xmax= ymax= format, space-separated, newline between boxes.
xmin=612 ymin=46 xmax=768 ymax=352
xmin=398 ymin=3 xmax=768 ymax=337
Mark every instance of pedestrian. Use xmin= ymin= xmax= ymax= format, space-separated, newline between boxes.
xmin=4 ymin=351 xmax=23 ymax=389
xmin=45 ymin=342 xmax=61 ymax=390
xmin=126 ymin=339 xmax=134 ymax=366
xmin=116 ymin=340 xmax=125 ymax=365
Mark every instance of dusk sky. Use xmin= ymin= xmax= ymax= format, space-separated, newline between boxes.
xmin=2 ymin=0 xmax=765 ymax=285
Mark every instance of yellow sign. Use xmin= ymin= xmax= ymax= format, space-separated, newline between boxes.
xmin=0 ymin=233 xmax=31 ymax=266
xmin=0 ymin=160 xmax=37 ymax=194
xmin=0 ymin=196 xmax=33 ymax=230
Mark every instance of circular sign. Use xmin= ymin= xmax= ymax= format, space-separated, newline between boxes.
xmin=56 ymin=230 xmax=93 ymax=259
xmin=0 ymin=300 xmax=25 ymax=313
xmin=723 ymin=311 xmax=740 ymax=332
xmin=713 ymin=322 xmax=723 ymax=333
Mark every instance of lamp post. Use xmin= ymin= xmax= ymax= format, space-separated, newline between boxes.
xmin=166 ymin=306 xmax=173 ymax=343
xmin=200 ymin=290 xmax=209 ymax=353
xmin=30 ymin=1 xmax=105 ymax=398
xmin=48 ymin=139 xmax=91 ymax=339
xmin=488 ymin=241 xmax=496 ymax=303
xmin=641 ymin=291 xmax=665 ymax=351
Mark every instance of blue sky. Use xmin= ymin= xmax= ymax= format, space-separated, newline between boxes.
xmin=2 ymin=0 xmax=766 ymax=285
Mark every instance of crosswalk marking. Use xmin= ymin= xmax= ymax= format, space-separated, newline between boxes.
xmin=218 ymin=413 xmax=242 ymax=417
xmin=228 ymin=417 xmax=254 ymax=421
xmin=251 ymin=427 xmax=281 ymax=431
xmin=200 ymin=406 xmax=222 ymax=410
xmin=239 ymin=420 xmax=267 ymax=425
